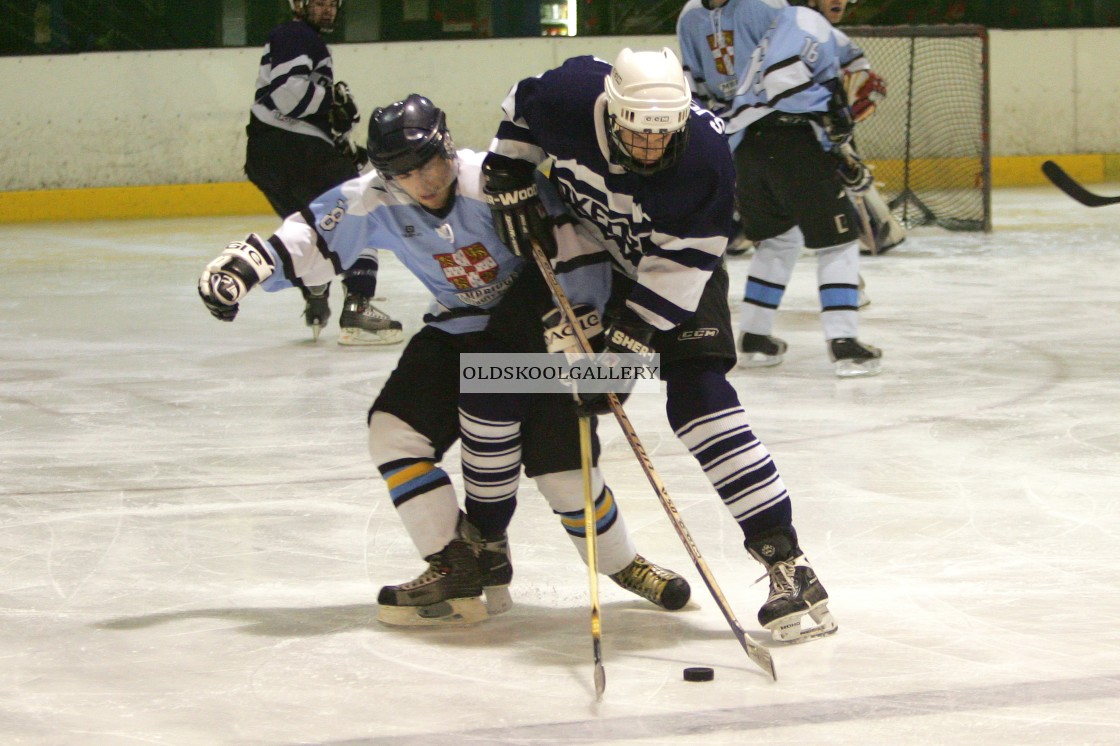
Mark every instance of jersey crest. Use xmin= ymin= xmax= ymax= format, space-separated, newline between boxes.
xmin=436 ymin=244 xmax=499 ymax=289
xmin=707 ymin=30 xmax=735 ymax=76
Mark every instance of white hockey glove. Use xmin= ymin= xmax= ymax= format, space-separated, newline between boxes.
xmin=542 ymin=304 xmax=603 ymax=357
xmin=845 ymin=70 xmax=887 ymax=123
xmin=482 ymin=153 xmax=556 ymax=259
xmin=834 ymin=144 xmax=874 ymax=194
xmin=330 ymin=81 xmax=360 ymax=141
xmin=198 ymin=239 xmax=275 ymax=321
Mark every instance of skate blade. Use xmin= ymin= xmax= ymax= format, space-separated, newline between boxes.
xmin=834 ymin=358 xmax=882 ymax=378
xmin=484 ymin=585 xmax=512 ymax=616
xmin=376 ymin=596 xmax=488 ymax=627
xmin=737 ymin=352 xmax=784 ymax=369
xmin=338 ymin=327 xmax=405 ymax=346
xmin=768 ymin=604 xmax=838 ymax=644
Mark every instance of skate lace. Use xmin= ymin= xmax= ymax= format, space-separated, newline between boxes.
xmin=766 ymin=559 xmax=796 ymax=601
xmin=399 ymin=560 xmax=445 ymax=590
xmin=612 ymin=557 xmax=674 ymax=599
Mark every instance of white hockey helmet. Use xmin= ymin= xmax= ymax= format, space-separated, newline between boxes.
xmin=604 ymin=47 xmax=692 ymax=175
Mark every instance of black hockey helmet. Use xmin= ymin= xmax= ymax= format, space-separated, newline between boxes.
xmin=367 ymin=94 xmax=454 ymax=177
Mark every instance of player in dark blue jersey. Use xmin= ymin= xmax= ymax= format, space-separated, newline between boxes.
xmin=202 ymin=94 xmax=690 ymax=626
xmin=485 ymin=48 xmax=836 ymax=643
xmin=245 ymin=0 xmax=401 ymax=346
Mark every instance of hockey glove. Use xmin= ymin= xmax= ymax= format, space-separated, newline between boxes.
xmin=819 ymin=78 xmax=856 ymax=147
xmin=198 ymin=239 xmax=275 ymax=322
xmin=574 ymin=311 xmax=657 ymax=416
xmin=845 ymin=70 xmax=887 ymax=123
xmin=542 ymin=304 xmax=604 ymax=357
xmin=481 ymin=152 xmax=556 ymax=259
xmin=834 ymin=144 xmax=873 ymax=193
xmin=335 ymin=138 xmax=370 ymax=171
xmin=329 ymin=81 xmax=360 ymax=140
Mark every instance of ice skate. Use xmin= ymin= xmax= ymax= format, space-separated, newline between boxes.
xmin=376 ymin=539 xmax=487 ymax=627
xmin=726 ymin=230 xmax=754 ymax=257
xmin=302 ymin=284 xmax=331 ymax=342
xmin=609 ymin=555 xmax=691 ymax=610
xmin=829 ymin=337 xmax=882 ymax=378
xmin=738 ymin=332 xmax=788 ymax=369
xmin=459 ymin=516 xmax=513 ymax=616
xmin=746 ymin=527 xmax=836 ymax=643
xmin=338 ymin=293 xmax=404 ymax=346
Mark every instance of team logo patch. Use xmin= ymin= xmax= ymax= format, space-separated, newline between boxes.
xmin=435 ymin=243 xmax=499 ymax=289
xmin=707 ymin=30 xmax=734 ymax=76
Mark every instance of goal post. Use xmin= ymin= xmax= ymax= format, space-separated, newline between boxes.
xmin=844 ymin=24 xmax=991 ymax=232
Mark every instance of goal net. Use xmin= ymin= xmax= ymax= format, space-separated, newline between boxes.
xmin=844 ymin=25 xmax=991 ymax=232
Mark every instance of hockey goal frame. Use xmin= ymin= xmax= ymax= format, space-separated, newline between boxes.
xmin=843 ymin=24 xmax=992 ymax=232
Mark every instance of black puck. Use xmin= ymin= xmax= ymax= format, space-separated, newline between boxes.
xmin=683 ymin=666 xmax=714 ymax=682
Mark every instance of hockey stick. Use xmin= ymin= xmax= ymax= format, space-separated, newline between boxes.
xmin=1042 ymin=160 xmax=1120 ymax=207
xmin=578 ymin=415 xmax=607 ymax=701
xmin=528 ymin=239 xmax=777 ymax=681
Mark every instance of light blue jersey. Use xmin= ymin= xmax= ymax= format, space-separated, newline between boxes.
xmin=254 ymin=149 xmax=607 ymax=335
xmin=725 ymin=7 xmax=846 ymax=149
xmin=677 ymin=0 xmax=866 ymax=150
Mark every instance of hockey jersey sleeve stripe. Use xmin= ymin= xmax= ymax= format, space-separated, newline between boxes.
xmin=262 ymin=232 xmax=309 ymax=294
xmin=764 ymin=56 xmax=814 ymax=104
xmin=628 ymin=277 xmax=702 ymax=330
xmin=298 ymin=206 xmax=346 ymax=275
xmin=643 ymin=243 xmax=723 ymax=271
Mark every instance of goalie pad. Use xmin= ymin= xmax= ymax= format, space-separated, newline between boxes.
xmin=855 ymin=183 xmax=906 ymax=255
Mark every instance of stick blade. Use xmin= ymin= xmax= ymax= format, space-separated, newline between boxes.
xmin=1042 ymin=160 xmax=1120 ymax=207
xmin=594 ymin=663 xmax=606 ymax=701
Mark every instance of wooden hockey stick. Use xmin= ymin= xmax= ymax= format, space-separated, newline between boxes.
xmin=528 ymin=239 xmax=777 ymax=681
xmin=1042 ymin=160 xmax=1120 ymax=207
xmin=578 ymin=415 xmax=607 ymax=701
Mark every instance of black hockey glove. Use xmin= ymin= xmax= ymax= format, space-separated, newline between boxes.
xmin=198 ymin=239 xmax=275 ymax=321
xmin=482 ymin=152 xmax=556 ymax=259
xmin=574 ymin=310 xmax=657 ymax=416
xmin=330 ymin=81 xmax=360 ymax=140
xmin=819 ymin=78 xmax=856 ymax=148
xmin=336 ymin=138 xmax=369 ymax=171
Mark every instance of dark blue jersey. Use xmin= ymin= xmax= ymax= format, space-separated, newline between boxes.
xmin=490 ymin=55 xmax=736 ymax=331
xmin=250 ymin=20 xmax=334 ymax=142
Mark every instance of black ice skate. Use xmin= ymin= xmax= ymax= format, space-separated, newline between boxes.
xmin=459 ymin=515 xmax=513 ymax=616
xmin=302 ymin=284 xmax=331 ymax=342
xmin=338 ymin=293 xmax=403 ymax=346
xmin=746 ymin=527 xmax=837 ymax=643
xmin=376 ymin=539 xmax=487 ymax=627
xmin=738 ymin=332 xmax=788 ymax=369
xmin=829 ymin=337 xmax=882 ymax=378
xmin=609 ymin=555 xmax=691 ymax=611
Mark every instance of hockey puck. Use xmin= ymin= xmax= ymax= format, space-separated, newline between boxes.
xmin=683 ymin=666 xmax=714 ymax=682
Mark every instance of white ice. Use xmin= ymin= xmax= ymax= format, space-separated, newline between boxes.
xmin=2 ymin=185 xmax=1119 ymax=745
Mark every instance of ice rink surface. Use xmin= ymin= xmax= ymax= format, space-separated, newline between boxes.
xmin=2 ymin=185 xmax=1119 ymax=745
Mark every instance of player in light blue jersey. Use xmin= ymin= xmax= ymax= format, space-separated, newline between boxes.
xmin=199 ymin=94 xmax=690 ymax=626
xmin=701 ymin=5 xmax=881 ymax=377
xmin=485 ymin=48 xmax=836 ymax=643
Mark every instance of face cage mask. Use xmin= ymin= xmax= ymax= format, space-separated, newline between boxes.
xmin=606 ymin=115 xmax=690 ymax=176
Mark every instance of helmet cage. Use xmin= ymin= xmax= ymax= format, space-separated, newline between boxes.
xmin=604 ymin=48 xmax=692 ymax=175
xmin=367 ymin=94 xmax=455 ymax=178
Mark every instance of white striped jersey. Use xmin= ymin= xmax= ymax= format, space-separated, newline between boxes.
xmin=253 ymin=150 xmax=608 ymax=335
xmin=250 ymin=20 xmax=334 ymax=143
xmin=489 ymin=55 xmax=735 ymax=332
